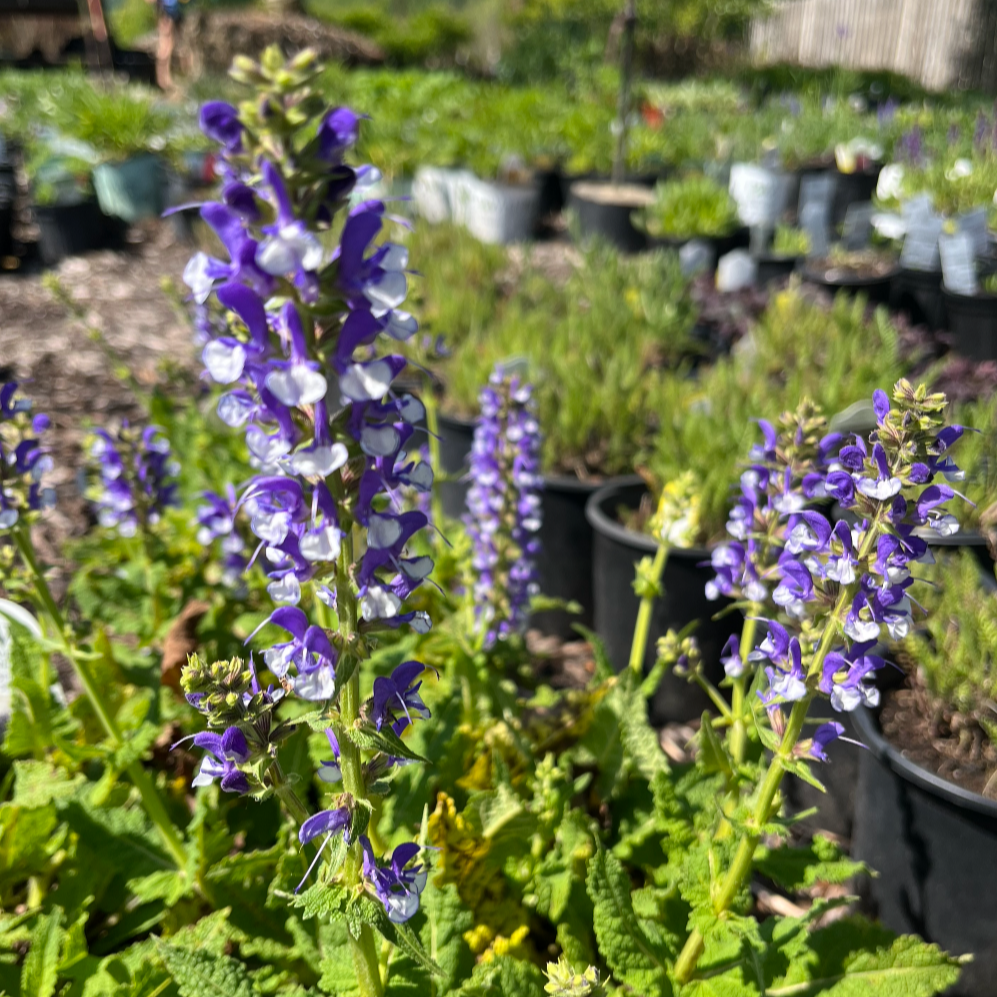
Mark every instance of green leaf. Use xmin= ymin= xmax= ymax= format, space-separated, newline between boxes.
xmin=157 ymin=941 xmax=257 ymax=997
xmin=21 ymin=906 xmax=64 ymax=997
xmin=347 ymin=723 xmax=429 ymax=763
xmin=382 ymin=918 xmax=445 ymax=979
xmin=586 ymin=848 xmax=673 ymax=997
xmin=767 ymin=926 xmax=965 ymax=996
xmin=698 ymin=711 xmax=733 ymax=779
xmin=754 ymin=836 xmax=867 ymax=893
xmin=288 ymin=882 xmax=350 ymax=922
xmin=12 ymin=760 xmax=85 ymax=809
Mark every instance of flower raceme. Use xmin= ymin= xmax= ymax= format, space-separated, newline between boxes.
xmin=705 ymin=382 xmax=966 ymax=760
xmin=0 ymin=383 xmax=56 ymax=530
xmin=88 ymin=423 xmax=180 ymax=537
xmin=175 ymin=48 xmax=434 ymax=934
xmin=464 ymin=367 xmax=543 ymax=647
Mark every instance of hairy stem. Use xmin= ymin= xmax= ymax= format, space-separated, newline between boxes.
xmin=674 ymin=516 xmax=883 ymax=984
xmin=628 ymin=545 xmax=668 ymax=676
xmin=423 ymin=386 xmax=445 ymax=530
xmin=729 ymin=611 xmax=760 ymax=766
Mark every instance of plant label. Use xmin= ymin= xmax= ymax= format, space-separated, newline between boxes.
xmin=900 ymin=214 xmax=943 ymax=271
xmin=730 ymin=164 xmax=789 ymax=227
xmin=799 ymin=202 xmax=830 ymax=258
xmin=939 ymin=231 xmax=978 ymax=296
xmin=842 ymin=202 xmax=875 ymax=250
xmin=716 ymin=250 xmax=757 ymax=292
xmin=798 ymin=173 xmax=835 ymax=227
xmin=902 ymin=193 xmax=934 ymax=224
xmin=957 ymin=208 xmax=989 ymax=259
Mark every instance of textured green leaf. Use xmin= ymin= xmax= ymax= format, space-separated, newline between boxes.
xmin=12 ymin=760 xmax=85 ymax=810
xmin=20 ymin=906 xmax=63 ymax=997
xmin=289 ymin=882 xmax=350 ymax=922
xmin=697 ymin=711 xmax=733 ymax=779
xmin=754 ymin=836 xmax=867 ymax=893
xmin=768 ymin=922 xmax=964 ymax=997
xmin=158 ymin=941 xmax=257 ymax=997
xmin=347 ymin=723 xmax=428 ymax=763
xmin=452 ymin=955 xmax=547 ymax=997
xmin=587 ymin=848 xmax=673 ymax=997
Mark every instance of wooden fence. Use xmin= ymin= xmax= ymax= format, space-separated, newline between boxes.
xmin=750 ymin=0 xmax=997 ymax=93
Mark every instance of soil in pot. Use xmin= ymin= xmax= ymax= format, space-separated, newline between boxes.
xmin=943 ymin=287 xmax=997 ymax=362
xmin=892 ymin=267 xmax=945 ymax=331
xmin=801 ymin=251 xmax=899 ymax=305
xmin=586 ymin=476 xmax=738 ymax=725
xmin=568 ymin=181 xmax=655 ymax=254
xmin=852 ymin=677 xmax=997 ymax=997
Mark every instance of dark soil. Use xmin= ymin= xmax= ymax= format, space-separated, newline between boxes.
xmin=879 ymin=670 xmax=997 ymax=799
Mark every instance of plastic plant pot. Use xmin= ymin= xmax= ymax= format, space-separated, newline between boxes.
xmin=892 ymin=267 xmax=945 ymax=331
xmin=436 ymin=411 xmax=475 ymax=521
xmin=852 ymin=704 xmax=997 ymax=997
xmin=800 ymin=262 xmax=900 ymax=306
xmin=35 ymin=199 xmax=112 ymax=264
xmin=531 ymin=475 xmax=600 ymax=639
xmin=832 ymin=165 xmax=881 ymax=227
xmin=93 ymin=153 xmax=167 ymax=223
xmin=464 ymin=178 xmax=541 ymax=245
xmin=754 ymin=253 xmax=801 ymax=286
xmin=568 ymin=181 xmax=653 ymax=254
xmin=942 ymin=288 xmax=997 ymax=362
xmin=648 ymin=227 xmax=751 ymax=262
xmin=585 ymin=476 xmax=738 ymax=725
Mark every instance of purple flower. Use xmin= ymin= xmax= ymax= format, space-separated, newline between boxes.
xmin=807 ymin=722 xmax=845 ymax=762
xmin=186 ymin=727 xmax=251 ymax=794
xmin=361 ymin=837 xmax=427 ymax=923
xmin=318 ymin=108 xmax=360 ymax=162
xmin=0 ymin=383 xmax=56 ymax=528
xmin=720 ymin=635 xmax=744 ymax=678
xmin=371 ymin=661 xmax=431 ymax=735
xmin=464 ymin=368 xmax=543 ymax=646
xmin=200 ymin=101 xmax=243 ymax=151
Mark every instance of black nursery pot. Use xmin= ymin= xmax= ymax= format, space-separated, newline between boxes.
xmin=567 ymin=182 xmax=649 ymax=254
xmin=783 ymin=710 xmax=861 ymax=839
xmin=436 ymin=411 xmax=476 ymax=521
xmin=35 ymin=199 xmax=113 ymax=264
xmin=585 ymin=477 xmax=738 ymax=725
xmin=831 ymin=165 xmax=881 ymax=228
xmin=649 ymin=227 xmax=751 ymax=264
xmin=800 ymin=264 xmax=899 ymax=306
xmin=754 ymin=253 xmax=801 ymax=287
xmin=532 ymin=475 xmax=599 ymax=639
xmin=852 ymin=705 xmax=997 ymax=997
xmin=942 ymin=288 xmax=997 ymax=362
xmin=892 ymin=267 xmax=945 ymax=331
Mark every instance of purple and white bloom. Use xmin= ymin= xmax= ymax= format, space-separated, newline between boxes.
xmin=360 ymin=837 xmax=427 ymax=923
xmin=371 ymin=661 xmax=430 ymax=735
xmin=464 ymin=368 xmax=543 ymax=647
xmin=0 ymin=384 xmax=56 ymax=529
xmin=185 ymin=727 xmax=251 ymax=794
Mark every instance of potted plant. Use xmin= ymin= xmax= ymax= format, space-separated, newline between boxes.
xmin=463 ymin=155 xmax=542 ymax=246
xmin=56 ymin=87 xmax=174 ymax=224
xmin=801 ymin=244 xmax=900 ymax=303
xmin=633 ymin=173 xmax=747 ymax=259
xmin=26 ymin=143 xmax=113 ymax=264
xmin=587 ymin=286 xmax=912 ymax=722
xmin=853 ymin=548 xmax=997 ymax=997
xmin=754 ymin=224 xmax=809 ymax=285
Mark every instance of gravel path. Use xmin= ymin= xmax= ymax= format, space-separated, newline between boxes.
xmin=0 ymin=222 xmax=198 ymax=565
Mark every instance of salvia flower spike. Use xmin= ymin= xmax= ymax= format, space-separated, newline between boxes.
xmin=176 ymin=48 xmax=437 ymax=965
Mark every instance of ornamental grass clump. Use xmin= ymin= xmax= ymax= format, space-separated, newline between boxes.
xmin=634 ymin=173 xmax=740 ymax=240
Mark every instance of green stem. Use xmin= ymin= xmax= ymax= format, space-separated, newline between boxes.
xmin=628 ymin=545 xmax=669 ymax=676
xmin=335 ymin=535 xmax=384 ymax=997
xmin=12 ymin=527 xmax=189 ymax=873
xmin=423 ymin=386 xmax=445 ymax=529
xmin=729 ymin=611 xmax=760 ymax=766
xmin=674 ymin=515 xmax=885 ymax=984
